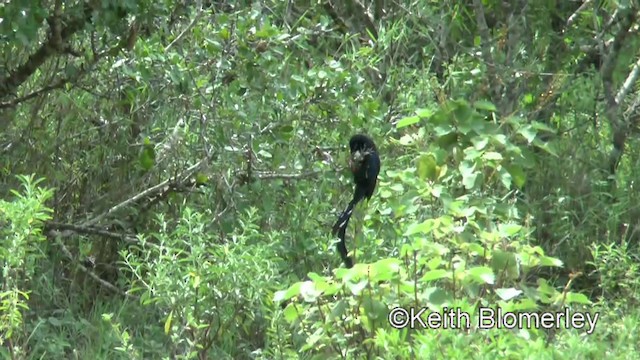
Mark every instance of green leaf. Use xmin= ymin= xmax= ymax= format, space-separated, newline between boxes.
xmin=300 ymin=281 xmax=322 ymax=302
xmin=532 ymin=138 xmax=559 ymax=157
xmin=283 ymin=304 xmax=301 ymax=322
xmin=564 ymin=292 xmax=592 ymax=305
xmin=273 ymin=282 xmax=302 ymax=302
xmin=498 ymin=167 xmax=512 ymax=189
xmin=491 ymin=134 xmax=507 ymax=145
xmin=436 ymin=132 xmax=458 ymax=148
xmin=483 ymin=152 xmax=503 ymax=161
xmin=361 ymin=297 xmax=388 ymax=321
xmin=474 ymin=100 xmax=497 ymax=112
xmin=416 ymin=108 xmax=435 ymax=118
xmin=452 ymin=99 xmax=473 ymax=123
xmin=420 ymin=269 xmax=450 ymax=282
xmin=347 ymin=280 xmax=368 ymax=296
xmin=461 ymin=167 xmax=479 ymax=190
xmin=495 ymin=288 xmax=522 ymax=301
xmin=307 ymin=272 xmax=324 ymax=282
xmin=405 ymin=219 xmax=435 ymax=236
xmin=505 ymin=165 xmax=526 ymax=188
xmin=396 ymin=115 xmax=420 ymax=128
xmin=467 ymin=266 xmax=495 ymax=284
xmin=518 ymin=125 xmax=537 ymax=143
xmin=329 ymin=300 xmax=348 ymax=320
xmin=472 ymin=137 xmax=489 ymax=150
xmin=416 ymin=154 xmax=437 ymax=180
xmin=423 ymin=287 xmax=451 ymax=307
xmin=491 ymin=250 xmax=520 ymax=280
xmin=164 ymin=310 xmax=173 ymax=334
xmin=370 ymin=258 xmax=402 ymax=281
xmin=498 ymin=223 xmax=523 ymax=237
xmin=531 ymin=121 xmax=556 ymax=133
xmin=539 ymin=255 xmax=563 ymax=267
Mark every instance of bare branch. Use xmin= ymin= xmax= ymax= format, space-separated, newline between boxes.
xmin=83 ymin=160 xmax=205 ymax=227
xmin=45 ymin=221 xmax=139 ymax=244
xmin=165 ymin=0 xmax=203 ymax=51
xmin=600 ymin=9 xmax=639 ymax=176
xmin=0 ymin=3 xmax=95 ymax=98
xmin=601 ymin=9 xmax=636 ymax=109
xmin=51 ymin=235 xmax=138 ymax=300
xmin=566 ymin=0 xmax=593 ymax=31
xmin=615 ymin=57 xmax=640 ymax=105
xmin=0 ymin=11 xmax=138 ymax=109
xmin=252 ymin=170 xmax=322 ymax=180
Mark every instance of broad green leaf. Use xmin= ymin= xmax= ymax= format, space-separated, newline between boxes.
xmin=474 ymin=100 xmax=497 ymax=112
xmin=467 ymin=266 xmax=495 ymax=284
xmin=416 ymin=108 xmax=435 ymax=118
xmin=423 ymin=287 xmax=451 ymax=307
xmin=564 ymin=292 xmax=592 ymax=305
xmin=483 ymin=151 xmax=503 ymax=161
xmin=498 ymin=223 xmax=523 ymax=237
xmin=273 ymin=282 xmax=302 ymax=302
xmin=539 ymin=255 xmax=563 ymax=267
xmin=405 ymin=219 xmax=436 ymax=236
xmin=518 ymin=125 xmax=537 ymax=143
xmin=283 ymin=304 xmax=301 ymax=323
xmin=495 ymin=288 xmax=522 ymax=301
xmin=491 ymin=250 xmax=520 ymax=280
xmin=505 ymin=165 xmax=526 ymax=188
xmin=300 ymin=281 xmax=322 ymax=302
xmin=416 ymin=154 xmax=437 ymax=180
xmin=421 ymin=269 xmax=450 ymax=282
xmin=396 ymin=115 xmax=420 ymax=128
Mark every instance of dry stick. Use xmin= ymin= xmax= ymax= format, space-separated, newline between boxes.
xmin=615 ymin=57 xmax=640 ymax=106
xmin=165 ymin=0 xmax=203 ymax=52
xmin=53 ymin=236 xmax=138 ymax=300
xmin=50 ymin=160 xmax=205 ymax=299
xmin=566 ymin=0 xmax=593 ymax=31
xmin=82 ymin=160 xmax=205 ymax=228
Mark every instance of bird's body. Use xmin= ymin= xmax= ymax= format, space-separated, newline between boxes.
xmin=332 ymin=134 xmax=381 ymax=268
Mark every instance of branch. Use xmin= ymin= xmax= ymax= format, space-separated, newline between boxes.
xmin=566 ymin=0 xmax=593 ymax=31
xmin=615 ymin=56 xmax=640 ymax=105
xmin=165 ymin=0 xmax=203 ymax=51
xmin=51 ymin=235 xmax=138 ymax=300
xmin=82 ymin=160 xmax=205 ymax=227
xmin=471 ymin=0 xmax=501 ymax=104
xmin=0 ymin=4 xmax=134 ymax=109
xmin=252 ymin=170 xmax=323 ymax=180
xmin=0 ymin=34 xmax=131 ymax=109
xmin=601 ymin=9 xmax=639 ymax=176
xmin=45 ymin=221 xmax=139 ymax=244
xmin=601 ymin=9 xmax=636 ymax=110
xmin=0 ymin=3 xmax=94 ymax=98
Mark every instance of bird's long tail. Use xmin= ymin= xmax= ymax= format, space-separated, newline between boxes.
xmin=332 ymin=190 xmax=367 ymax=268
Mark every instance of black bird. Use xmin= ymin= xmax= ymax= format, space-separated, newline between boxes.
xmin=332 ymin=134 xmax=381 ymax=268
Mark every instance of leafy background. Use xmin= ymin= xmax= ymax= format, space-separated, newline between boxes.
xmin=2 ymin=0 xmax=640 ymax=359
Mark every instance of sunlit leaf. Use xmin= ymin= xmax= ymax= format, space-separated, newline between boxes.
xmin=396 ymin=115 xmax=420 ymax=128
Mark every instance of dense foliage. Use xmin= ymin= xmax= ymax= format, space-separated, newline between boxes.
xmin=2 ymin=0 xmax=640 ymax=359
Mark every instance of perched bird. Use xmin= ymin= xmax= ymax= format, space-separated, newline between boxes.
xmin=332 ymin=134 xmax=381 ymax=268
